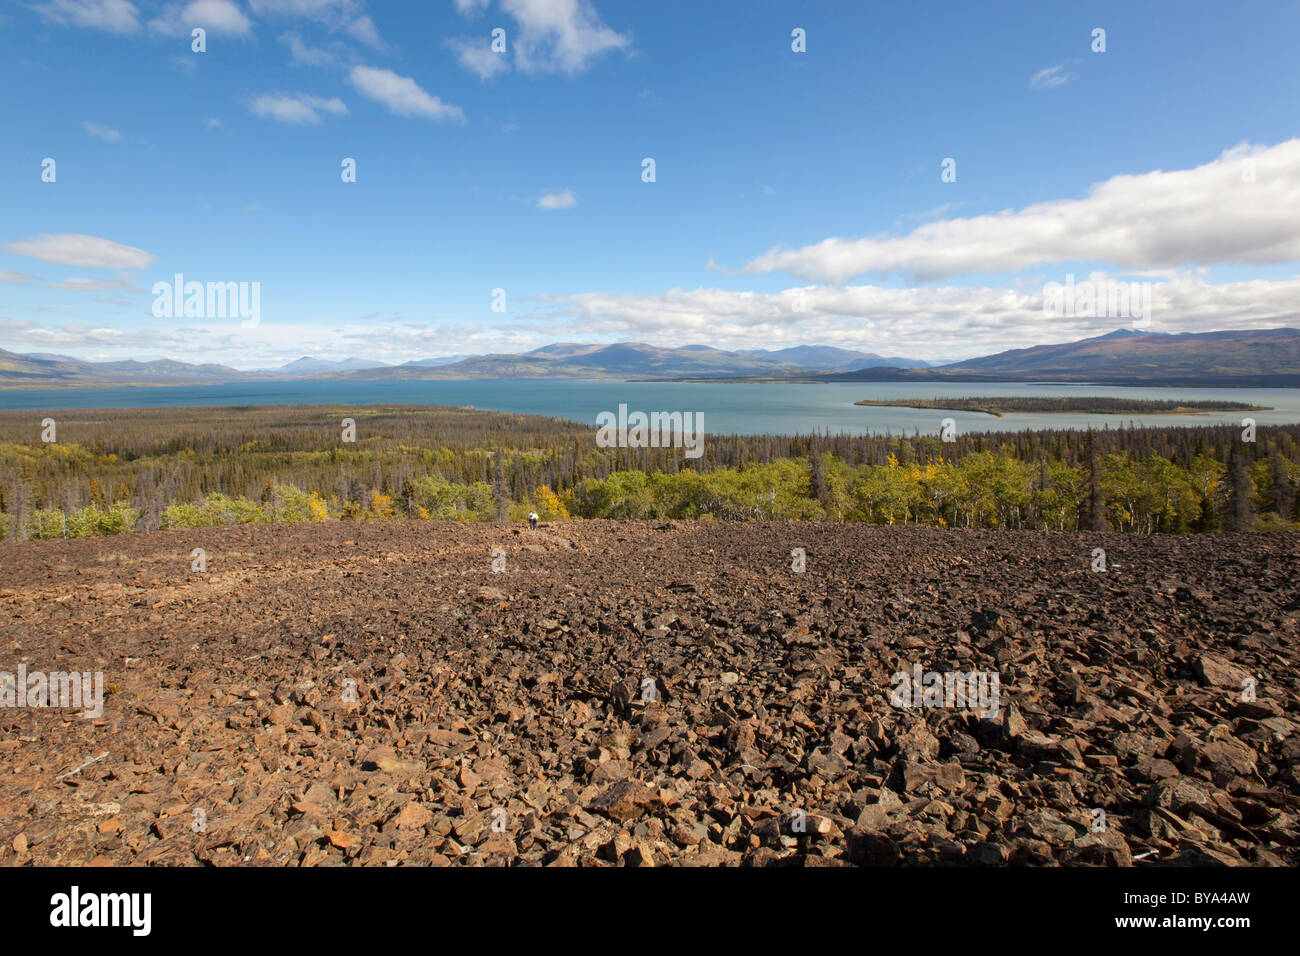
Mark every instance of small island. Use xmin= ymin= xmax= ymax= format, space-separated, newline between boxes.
xmin=853 ymin=397 xmax=1270 ymax=418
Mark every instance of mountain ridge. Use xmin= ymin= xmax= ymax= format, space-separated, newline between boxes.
xmin=2 ymin=329 xmax=1298 ymax=388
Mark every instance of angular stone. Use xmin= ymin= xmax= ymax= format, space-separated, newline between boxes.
xmin=1194 ymin=654 xmax=1252 ymax=690
xmin=393 ymin=802 xmax=433 ymax=830
xmin=589 ymin=780 xmax=656 ymax=822
xmin=845 ymin=828 xmax=901 ymax=867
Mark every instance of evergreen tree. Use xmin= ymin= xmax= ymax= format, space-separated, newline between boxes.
xmin=1268 ymin=454 xmax=1295 ymax=521
xmin=1226 ymin=445 xmax=1255 ymax=532
xmin=1086 ymin=433 xmax=1107 ymax=531
xmin=493 ymin=450 xmax=510 ymax=522
xmin=809 ymin=443 xmax=831 ymax=518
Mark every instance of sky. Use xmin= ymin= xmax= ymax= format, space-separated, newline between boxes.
xmin=1 ymin=0 xmax=1299 ymax=368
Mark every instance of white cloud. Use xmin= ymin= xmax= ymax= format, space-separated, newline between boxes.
xmin=0 ymin=320 xmax=197 ymax=352
xmin=0 ymin=317 xmax=543 ymax=367
xmin=204 ymin=117 xmax=222 ymax=127
xmin=345 ymin=14 xmax=381 ymax=47
xmin=47 ymin=275 xmax=144 ymax=293
xmin=738 ymin=139 xmax=1300 ymax=284
xmin=83 ymin=120 xmax=123 ymax=141
xmin=536 ymin=272 xmax=1300 ymax=360
xmin=452 ymin=0 xmax=629 ymax=76
xmin=348 ymin=66 xmax=465 ymax=122
xmin=33 ymin=0 xmax=140 ymax=33
xmin=506 ymin=0 xmax=629 ymax=73
xmin=448 ymin=37 xmax=510 ymax=79
xmin=247 ymin=0 xmax=376 ymax=36
xmin=9 ymin=271 xmax=1300 ymax=365
xmin=247 ymin=0 xmax=357 ymax=17
xmin=251 ymin=0 xmax=385 ymax=47
xmin=0 ymin=271 xmax=37 ymax=284
xmin=149 ymin=0 xmax=252 ymax=36
xmin=4 ymin=234 xmax=156 ymax=269
xmin=279 ymin=30 xmax=338 ymax=65
xmin=1029 ymin=64 xmax=1071 ymax=90
xmin=248 ymin=91 xmax=348 ymax=124
xmin=537 ymin=188 xmax=576 ymax=209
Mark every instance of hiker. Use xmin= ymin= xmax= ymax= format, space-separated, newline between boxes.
xmin=528 ymin=511 xmax=539 ymax=530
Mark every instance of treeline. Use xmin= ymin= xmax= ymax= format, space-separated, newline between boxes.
xmin=0 ymin=404 xmax=1297 ymax=538
xmin=562 ymin=448 xmax=1293 ymax=533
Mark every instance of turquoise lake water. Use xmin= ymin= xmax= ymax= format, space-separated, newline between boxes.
xmin=2 ymin=379 xmax=1298 ymax=437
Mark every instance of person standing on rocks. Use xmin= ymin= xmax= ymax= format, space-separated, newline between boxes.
xmin=528 ymin=511 xmax=539 ymax=530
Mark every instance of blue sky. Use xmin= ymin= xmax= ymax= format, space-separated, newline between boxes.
xmin=2 ymin=0 xmax=1299 ymax=367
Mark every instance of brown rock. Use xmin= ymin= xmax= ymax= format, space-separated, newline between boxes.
xmin=590 ymin=780 xmax=656 ymax=822
xmin=393 ymin=802 xmax=433 ymax=830
xmin=1194 ymin=654 xmax=1252 ymax=690
xmin=328 ymin=831 xmax=358 ymax=850
xmin=845 ymin=829 xmax=901 ymax=867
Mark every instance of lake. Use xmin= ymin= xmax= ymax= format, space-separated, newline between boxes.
xmin=2 ymin=380 xmax=1299 ymax=437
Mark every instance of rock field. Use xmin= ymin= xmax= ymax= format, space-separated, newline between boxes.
xmin=1 ymin=521 xmax=1297 ymax=866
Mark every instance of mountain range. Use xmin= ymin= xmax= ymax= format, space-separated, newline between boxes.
xmin=814 ymin=328 xmax=1300 ymax=386
xmin=2 ymin=329 xmax=1299 ymax=389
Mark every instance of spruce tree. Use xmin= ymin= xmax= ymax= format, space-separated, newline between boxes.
xmin=809 ymin=441 xmax=831 ymax=518
xmin=1226 ymin=445 xmax=1255 ymax=532
xmin=1086 ymin=432 xmax=1107 ymax=531
xmin=493 ymin=450 xmax=510 ymax=522
xmin=1268 ymin=454 xmax=1295 ymax=522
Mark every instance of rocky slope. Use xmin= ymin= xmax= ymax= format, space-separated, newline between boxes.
xmin=0 ymin=522 xmax=1296 ymax=866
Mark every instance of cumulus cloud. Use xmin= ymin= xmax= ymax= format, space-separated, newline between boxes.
xmin=3 ymin=234 xmax=156 ymax=269
xmin=251 ymin=0 xmax=383 ymax=47
xmin=9 ymin=272 xmax=1300 ymax=365
xmin=0 ymin=319 xmax=198 ymax=352
xmin=348 ymin=66 xmax=465 ymax=122
xmin=148 ymin=0 xmax=252 ymax=36
xmin=507 ymin=0 xmax=628 ymax=73
xmin=451 ymin=0 xmax=629 ymax=76
xmin=448 ymin=36 xmax=510 ymax=79
xmin=279 ymin=30 xmax=339 ymax=65
xmin=344 ymin=14 xmax=381 ymax=47
xmin=33 ymin=0 xmax=140 ymax=33
xmin=0 ymin=316 xmax=544 ymax=368
xmin=248 ymin=91 xmax=348 ymax=124
xmin=533 ymin=272 xmax=1300 ymax=360
xmin=83 ymin=120 xmax=122 ymax=141
xmin=738 ymin=139 xmax=1300 ymax=284
xmin=537 ymin=188 xmax=576 ymax=209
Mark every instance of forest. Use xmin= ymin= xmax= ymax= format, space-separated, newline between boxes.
xmin=0 ymin=404 xmax=1295 ymax=539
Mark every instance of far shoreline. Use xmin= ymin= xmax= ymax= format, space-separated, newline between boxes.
xmin=853 ymin=397 xmax=1272 ymax=418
